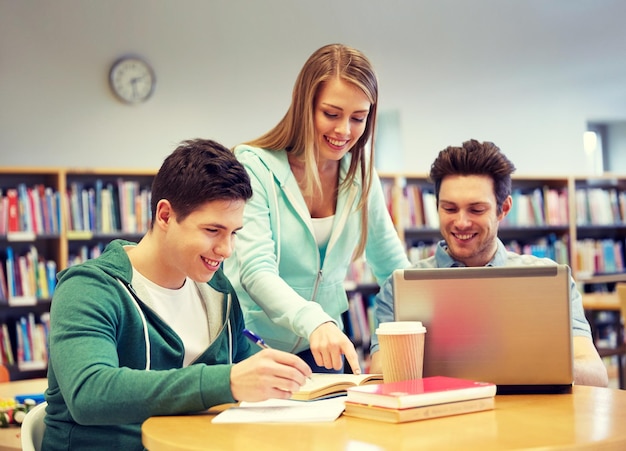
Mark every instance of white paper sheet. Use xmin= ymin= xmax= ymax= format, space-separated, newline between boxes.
xmin=211 ymin=396 xmax=346 ymax=423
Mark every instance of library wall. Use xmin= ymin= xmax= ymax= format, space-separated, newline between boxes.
xmin=2 ymin=2 xmax=626 ymax=174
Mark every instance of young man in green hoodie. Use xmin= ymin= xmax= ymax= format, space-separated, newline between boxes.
xmin=43 ymin=139 xmax=312 ymax=451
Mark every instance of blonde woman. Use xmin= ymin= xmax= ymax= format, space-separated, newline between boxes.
xmin=225 ymin=44 xmax=411 ymax=374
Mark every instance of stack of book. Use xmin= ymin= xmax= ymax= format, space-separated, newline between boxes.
xmin=344 ymin=376 xmax=496 ymax=423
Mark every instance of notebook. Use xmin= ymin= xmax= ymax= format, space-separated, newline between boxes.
xmin=392 ymin=265 xmax=574 ymax=394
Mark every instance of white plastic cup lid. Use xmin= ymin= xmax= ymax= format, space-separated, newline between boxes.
xmin=376 ymin=321 xmax=426 ymax=335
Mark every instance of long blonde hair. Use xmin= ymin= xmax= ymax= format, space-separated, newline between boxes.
xmin=245 ymin=43 xmax=378 ymax=259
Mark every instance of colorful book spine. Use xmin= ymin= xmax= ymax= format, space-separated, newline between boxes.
xmin=17 ymin=183 xmax=33 ymax=232
xmin=81 ymin=188 xmax=91 ymax=232
xmin=46 ymin=260 xmax=57 ymax=295
xmin=95 ymin=179 xmax=103 ymax=232
xmin=19 ymin=316 xmax=31 ymax=363
xmin=0 ymin=261 xmax=7 ymax=304
xmin=5 ymin=246 xmax=16 ymax=298
xmin=30 ymin=186 xmax=44 ymax=234
xmin=6 ymin=189 xmax=19 ymax=232
xmin=37 ymin=260 xmax=50 ymax=299
xmin=0 ymin=189 xmax=5 ymax=235
xmin=40 ymin=185 xmax=51 ymax=234
xmin=1 ymin=323 xmax=14 ymax=365
xmin=54 ymin=190 xmax=62 ymax=234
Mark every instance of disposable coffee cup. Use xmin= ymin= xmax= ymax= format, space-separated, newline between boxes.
xmin=376 ymin=321 xmax=426 ymax=383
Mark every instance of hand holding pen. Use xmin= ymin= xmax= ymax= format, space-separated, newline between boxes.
xmin=230 ymin=329 xmax=312 ymax=401
xmin=243 ymin=329 xmax=313 ymax=381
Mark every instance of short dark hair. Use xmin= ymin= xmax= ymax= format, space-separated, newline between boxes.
xmin=429 ymin=139 xmax=516 ymax=213
xmin=150 ymin=139 xmax=252 ymax=225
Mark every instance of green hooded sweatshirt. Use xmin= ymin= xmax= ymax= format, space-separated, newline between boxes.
xmin=43 ymin=239 xmax=255 ymax=450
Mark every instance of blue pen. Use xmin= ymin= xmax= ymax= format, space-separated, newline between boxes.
xmin=242 ymin=328 xmax=270 ymax=349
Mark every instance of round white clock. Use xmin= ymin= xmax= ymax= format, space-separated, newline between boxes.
xmin=109 ymin=56 xmax=156 ymax=104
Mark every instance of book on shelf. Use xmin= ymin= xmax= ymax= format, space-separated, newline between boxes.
xmin=346 ymin=292 xmax=371 ymax=347
xmin=65 ymin=178 xmax=151 ymax=234
xmin=576 ymin=238 xmax=625 ymax=276
xmin=380 ymin=178 xmax=399 ymax=226
xmin=0 ymin=323 xmax=15 ymax=365
xmin=6 ymin=188 xmax=19 ymax=233
xmin=530 ymin=187 xmax=545 ymax=225
xmin=343 ymin=396 xmax=495 ymax=423
xmin=41 ymin=186 xmax=52 ymax=233
xmin=0 ymin=189 xmax=5 ymax=235
xmin=543 ymin=187 xmax=568 ymax=226
xmin=17 ymin=184 xmax=33 ymax=232
xmin=5 ymin=246 xmax=16 ymax=299
xmin=1 ymin=183 xmax=60 ymax=235
xmin=18 ymin=255 xmax=33 ymax=298
xmin=510 ymin=189 xmax=537 ymax=226
xmin=0 ymin=254 xmax=8 ymax=303
xmin=11 ymin=312 xmax=49 ymax=368
xmin=405 ymin=184 xmax=425 ymax=228
xmin=346 ymin=376 xmax=496 ymax=409
xmin=290 ymin=373 xmax=383 ymax=401
xmin=421 ymin=191 xmax=439 ymax=228
xmin=2 ymin=246 xmax=56 ymax=305
xmin=29 ymin=185 xmax=43 ymax=234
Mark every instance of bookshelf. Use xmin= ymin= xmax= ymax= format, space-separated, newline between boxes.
xmin=0 ymin=167 xmax=155 ymax=380
xmin=64 ymin=169 xmax=154 ymax=267
xmin=571 ymin=175 xmax=626 ymax=287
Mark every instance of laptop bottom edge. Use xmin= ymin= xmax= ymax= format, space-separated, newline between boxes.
xmin=496 ymin=384 xmax=573 ymax=395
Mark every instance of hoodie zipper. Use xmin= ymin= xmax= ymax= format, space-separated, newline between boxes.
xmin=311 ymin=269 xmax=323 ymax=303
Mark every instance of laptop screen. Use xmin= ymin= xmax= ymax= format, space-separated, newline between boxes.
xmin=392 ymin=265 xmax=573 ymax=393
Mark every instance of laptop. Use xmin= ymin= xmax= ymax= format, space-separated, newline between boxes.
xmin=392 ymin=265 xmax=574 ymax=394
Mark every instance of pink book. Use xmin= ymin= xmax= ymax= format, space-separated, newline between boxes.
xmin=346 ymin=376 xmax=496 ymax=409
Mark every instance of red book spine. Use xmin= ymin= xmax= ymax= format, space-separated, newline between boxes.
xmin=7 ymin=188 xmax=19 ymax=232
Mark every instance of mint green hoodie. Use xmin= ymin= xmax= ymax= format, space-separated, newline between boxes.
xmin=43 ymin=240 xmax=255 ymax=451
xmin=224 ymin=146 xmax=411 ymax=354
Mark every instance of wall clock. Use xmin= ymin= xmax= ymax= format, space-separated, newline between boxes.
xmin=109 ymin=56 xmax=156 ymax=104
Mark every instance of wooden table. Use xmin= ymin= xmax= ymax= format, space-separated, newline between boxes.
xmin=143 ymin=385 xmax=626 ymax=451
xmin=0 ymin=378 xmax=47 ymax=451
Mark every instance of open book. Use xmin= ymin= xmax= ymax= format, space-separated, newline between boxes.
xmin=290 ymin=373 xmax=383 ymax=401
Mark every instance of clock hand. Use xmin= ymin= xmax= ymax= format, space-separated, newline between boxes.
xmin=130 ymin=74 xmax=146 ymax=84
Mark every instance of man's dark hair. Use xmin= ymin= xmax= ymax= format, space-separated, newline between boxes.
xmin=429 ymin=139 xmax=517 ymax=213
xmin=150 ymin=138 xmax=252 ymax=225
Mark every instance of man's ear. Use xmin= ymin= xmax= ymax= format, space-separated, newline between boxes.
xmin=499 ymin=195 xmax=513 ymax=221
xmin=154 ymin=199 xmax=173 ymax=229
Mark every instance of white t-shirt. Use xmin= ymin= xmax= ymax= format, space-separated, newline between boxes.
xmin=132 ymin=268 xmax=210 ymax=367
